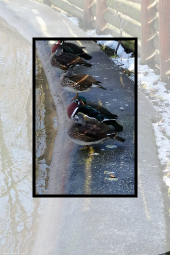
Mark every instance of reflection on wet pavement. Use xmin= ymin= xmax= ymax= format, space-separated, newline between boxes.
xmin=36 ymin=55 xmax=57 ymax=194
xmin=0 ymin=17 xmax=44 ymax=253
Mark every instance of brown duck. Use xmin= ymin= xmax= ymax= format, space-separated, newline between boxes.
xmin=67 ymin=113 xmax=125 ymax=146
xmin=60 ymin=67 xmax=106 ymax=99
xmin=50 ymin=44 xmax=92 ymax=71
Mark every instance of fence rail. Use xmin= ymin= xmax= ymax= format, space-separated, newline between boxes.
xmin=44 ymin=0 xmax=170 ymax=82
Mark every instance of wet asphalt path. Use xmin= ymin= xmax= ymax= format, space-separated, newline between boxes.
xmin=36 ymin=40 xmax=135 ymax=195
xmin=35 ymin=39 xmax=135 ymax=195
xmin=62 ymin=48 xmax=135 ymax=195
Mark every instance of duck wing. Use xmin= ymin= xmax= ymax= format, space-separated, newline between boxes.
xmin=71 ymin=74 xmax=101 ymax=85
xmin=56 ymin=52 xmax=80 ymax=65
xmin=61 ymin=53 xmax=92 ymax=67
xmin=63 ymin=42 xmax=84 ymax=54
xmin=78 ymin=105 xmax=104 ymax=121
xmin=77 ymin=123 xmax=107 ymax=139
xmin=95 ymin=122 xmax=125 ymax=142
xmin=69 ymin=74 xmax=100 ymax=86
xmin=63 ymin=42 xmax=92 ymax=60
xmin=88 ymin=103 xmax=118 ymax=119
xmin=68 ymin=74 xmax=93 ymax=88
xmin=62 ymin=45 xmax=74 ymax=54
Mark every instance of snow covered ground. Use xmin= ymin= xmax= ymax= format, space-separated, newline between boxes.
xmin=60 ymin=13 xmax=170 ymax=188
xmin=96 ymin=40 xmax=134 ymax=81
xmin=138 ymin=63 xmax=170 ymax=188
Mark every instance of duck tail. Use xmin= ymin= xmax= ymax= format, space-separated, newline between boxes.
xmin=104 ymin=120 xmax=123 ymax=131
xmin=79 ymin=53 xmax=92 ymax=60
xmin=83 ymin=62 xmax=92 ymax=67
xmin=110 ymin=133 xmax=125 ymax=142
xmin=99 ymin=84 xmax=107 ymax=90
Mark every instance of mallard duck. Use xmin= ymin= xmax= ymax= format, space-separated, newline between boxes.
xmin=60 ymin=67 xmax=106 ymax=99
xmin=51 ymin=40 xmax=92 ymax=60
xmin=67 ymin=113 xmax=125 ymax=146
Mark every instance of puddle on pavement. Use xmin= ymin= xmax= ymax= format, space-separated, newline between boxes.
xmin=35 ymin=54 xmax=58 ymax=194
xmin=0 ymin=16 xmax=45 ymax=254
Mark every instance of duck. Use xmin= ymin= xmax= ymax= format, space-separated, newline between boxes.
xmin=51 ymin=40 xmax=92 ymax=60
xmin=50 ymin=44 xmax=92 ymax=71
xmin=67 ymin=100 xmax=123 ymax=132
xmin=67 ymin=113 xmax=125 ymax=146
xmin=75 ymin=96 xmax=118 ymax=118
xmin=60 ymin=67 xmax=106 ymax=99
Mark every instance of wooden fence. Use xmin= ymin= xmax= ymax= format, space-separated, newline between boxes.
xmin=141 ymin=0 xmax=170 ymax=82
xmin=43 ymin=0 xmax=170 ymax=82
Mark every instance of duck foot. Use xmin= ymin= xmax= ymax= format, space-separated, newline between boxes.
xmin=78 ymin=145 xmax=89 ymax=151
xmin=71 ymin=93 xmax=79 ymax=101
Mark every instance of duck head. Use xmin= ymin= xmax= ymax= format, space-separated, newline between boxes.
xmin=75 ymin=96 xmax=86 ymax=105
xmin=65 ymin=67 xmax=76 ymax=77
xmin=54 ymin=44 xmax=63 ymax=56
xmin=51 ymin=41 xmax=63 ymax=56
xmin=73 ymin=113 xmax=86 ymax=125
xmin=51 ymin=41 xmax=60 ymax=53
xmin=67 ymin=102 xmax=78 ymax=120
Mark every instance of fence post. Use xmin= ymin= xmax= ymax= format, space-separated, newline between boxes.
xmin=83 ymin=0 xmax=94 ymax=30
xmin=158 ymin=0 xmax=170 ymax=82
xmin=140 ymin=0 xmax=157 ymax=65
xmin=96 ymin=0 xmax=107 ymax=34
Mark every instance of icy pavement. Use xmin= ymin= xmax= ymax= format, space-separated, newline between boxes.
xmin=64 ymin=13 xmax=170 ymax=188
xmin=100 ymin=41 xmax=170 ymax=188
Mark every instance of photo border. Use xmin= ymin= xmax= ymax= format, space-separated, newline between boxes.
xmin=33 ymin=37 xmax=138 ymax=197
